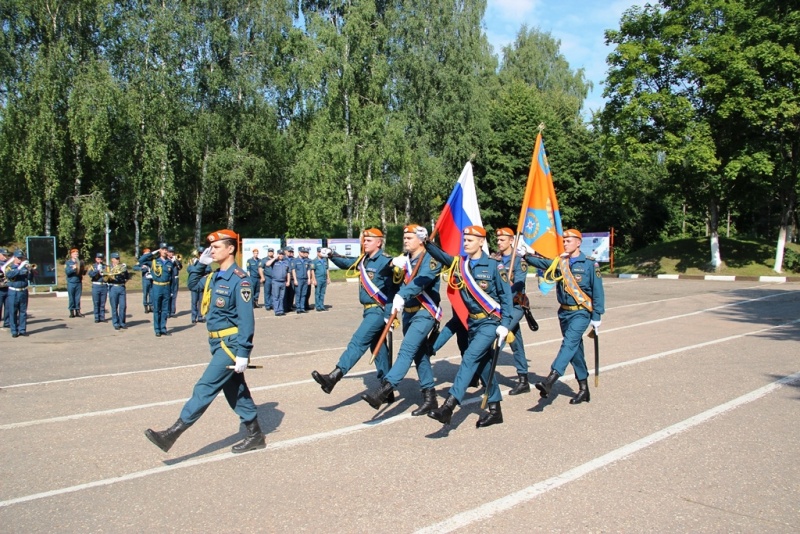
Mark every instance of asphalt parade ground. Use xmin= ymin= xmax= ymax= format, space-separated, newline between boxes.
xmin=1 ymin=277 xmax=799 ymax=533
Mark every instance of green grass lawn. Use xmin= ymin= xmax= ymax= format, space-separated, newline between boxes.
xmin=612 ymin=237 xmax=800 ymax=277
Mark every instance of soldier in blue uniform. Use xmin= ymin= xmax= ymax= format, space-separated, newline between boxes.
xmin=87 ymin=253 xmax=109 ymax=323
xmin=1 ymin=247 xmax=12 ymax=328
xmin=283 ymin=246 xmax=295 ymax=311
xmin=421 ymin=225 xmax=514 ymax=428
xmin=361 ymin=224 xmax=443 ymax=415
xmin=520 ymin=229 xmax=605 ymax=405
xmin=265 ymin=249 xmax=289 ymax=316
xmin=139 ymin=247 xmax=153 ymax=313
xmin=64 ymin=248 xmax=85 ymax=318
xmin=189 ymin=247 xmax=210 ymax=323
xmin=145 ymin=229 xmax=266 ymax=454
xmin=5 ymin=249 xmax=34 ymax=337
xmin=246 ymin=248 xmax=262 ymax=308
xmin=310 ymin=247 xmax=330 ymax=311
xmin=292 ymin=247 xmax=311 ymax=314
xmin=139 ymin=243 xmax=175 ymax=337
xmin=107 ymin=252 xmax=130 ymax=330
xmin=495 ymin=227 xmax=531 ymax=395
xmin=311 ymin=228 xmax=397 ymax=398
xmin=167 ymin=246 xmax=182 ymax=317
xmin=260 ymin=248 xmax=274 ymax=310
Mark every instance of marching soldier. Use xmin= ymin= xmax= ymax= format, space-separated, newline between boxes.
xmin=5 ymin=249 xmax=35 ymax=338
xmin=420 ymin=225 xmax=513 ymax=428
xmin=292 ymin=247 xmax=311 ymax=314
xmin=0 ymin=247 xmax=10 ymax=328
xmin=246 ymin=248 xmax=262 ymax=308
xmin=519 ymin=229 xmax=605 ymax=405
xmin=311 ymin=229 xmax=397 ymax=398
xmin=310 ymin=247 xmax=330 ymax=311
xmin=87 ymin=253 xmax=109 ymax=323
xmin=107 ymin=252 xmax=130 ymax=330
xmin=139 ymin=247 xmax=153 ymax=313
xmin=360 ymin=224 xmax=442 ymax=415
xmin=167 ymin=246 xmax=182 ymax=317
xmin=145 ymin=229 xmax=266 ymax=454
xmin=260 ymin=248 xmax=274 ymax=310
xmin=189 ymin=247 xmax=210 ymax=323
xmin=495 ymin=227 xmax=531 ymax=395
xmin=139 ymin=243 xmax=175 ymax=337
xmin=266 ymin=249 xmax=290 ymax=316
xmin=65 ymin=248 xmax=85 ymax=318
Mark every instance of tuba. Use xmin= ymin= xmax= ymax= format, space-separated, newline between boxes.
xmin=103 ymin=263 xmax=128 ymax=282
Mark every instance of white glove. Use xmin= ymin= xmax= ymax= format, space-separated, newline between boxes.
xmin=234 ymin=357 xmax=248 ymax=373
xmin=392 ymin=294 xmax=405 ymax=314
xmin=590 ymin=320 xmax=601 ymax=333
xmin=18 ymin=260 xmax=29 ymax=269
xmin=496 ymin=325 xmax=509 ymax=340
xmin=319 ymin=247 xmax=332 ymax=258
xmin=198 ymin=247 xmax=214 ymax=265
xmin=391 ymin=255 xmax=407 ymax=269
xmin=516 ymin=240 xmax=534 ymax=257
xmin=414 ymin=227 xmax=428 ymax=242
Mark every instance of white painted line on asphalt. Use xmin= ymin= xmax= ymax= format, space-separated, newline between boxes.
xmin=414 ymin=370 xmax=800 ymax=534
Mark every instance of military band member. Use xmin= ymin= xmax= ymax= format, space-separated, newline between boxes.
xmin=139 ymin=247 xmax=153 ymax=313
xmin=421 ymin=225 xmax=513 ymax=428
xmin=5 ymin=250 xmax=34 ymax=338
xmin=292 ymin=247 xmax=311 ymax=314
xmin=361 ymin=224 xmax=442 ymax=415
xmin=246 ymin=248 xmax=262 ymax=308
xmin=310 ymin=247 xmax=330 ymax=311
xmin=519 ymin=229 xmax=605 ymax=405
xmin=139 ymin=243 xmax=175 ymax=337
xmin=87 ymin=253 xmax=109 ymax=323
xmin=0 ymin=247 xmax=10 ymax=328
xmin=261 ymin=248 xmax=274 ymax=311
xmin=167 ymin=246 xmax=182 ymax=317
xmin=495 ymin=227 xmax=531 ymax=395
xmin=311 ymin=229 xmax=397 ymax=397
xmin=107 ymin=252 xmax=130 ymax=330
xmin=145 ymin=229 xmax=265 ymax=454
xmin=189 ymin=247 xmax=210 ymax=323
xmin=266 ymin=249 xmax=290 ymax=316
xmin=65 ymin=248 xmax=85 ymax=318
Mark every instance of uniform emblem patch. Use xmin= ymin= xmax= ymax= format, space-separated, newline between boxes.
xmin=430 ymin=259 xmax=439 ymax=270
xmin=500 ymin=271 xmax=509 ymax=283
xmin=575 ymin=274 xmax=582 ymax=282
xmin=479 ymin=280 xmax=489 ymax=290
xmin=241 ymin=287 xmax=252 ymax=303
xmin=521 ymin=263 xmax=528 ymax=272
xmin=367 ymin=272 xmax=375 ymax=280
xmin=215 ymin=297 xmax=225 ymax=308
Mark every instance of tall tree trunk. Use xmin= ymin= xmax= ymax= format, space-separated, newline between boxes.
xmin=158 ymin=153 xmax=167 ymax=242
xmin=195 ymin=144 xmax=209 ymax=249
xmin=44 ymin=197 xmax=52 ymax=236
xmin=345 ymin=173 xmax=353 ymax=238
xmin=133 ymin=199 xmax=140 ymax=257
xmin=708 ymin=198 xmax=723 ymax=271
xmin=404 ymin=171 xmax=413 ymax=223
xmin=227 ymin=186 xmax=236 ymax=229
xmin=360 ymin=161 xmax=371 ymax=231
xmin=774 ymin=188 xmax=796 ymax=273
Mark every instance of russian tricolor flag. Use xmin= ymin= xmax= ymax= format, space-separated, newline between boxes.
xmin=433 ymin=162 xmax=486 ymax=327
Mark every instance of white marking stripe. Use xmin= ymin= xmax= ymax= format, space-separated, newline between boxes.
xmin=414 ymin=371 xmax=800 ymax=534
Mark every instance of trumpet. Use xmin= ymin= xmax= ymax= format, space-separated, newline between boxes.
xmin=175 ymin=253 xmax=183 ymax=262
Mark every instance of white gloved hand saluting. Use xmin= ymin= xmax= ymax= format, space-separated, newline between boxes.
xmin=234 ymin=356 xmax=249 ymax=373
xmin=414 ymin=227 xmax=428 ymax=242
xmin=320 ymin=247 xmax=332 ymax=258
xmin=198 ymin=247 xmax=214 ymax=265
xmin=392 ymin=294 xmax=405 ymax=314
xmin=590 ymin=320 xmax=601 ymax=333
xmin=496 ymin=325 xmax=509 ymax=340
xmin=391 ymin=255 xmax=407 ymax=269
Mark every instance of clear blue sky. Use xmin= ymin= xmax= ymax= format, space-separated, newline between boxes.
xmin=483 ymin=0 xmax=643 ymax=118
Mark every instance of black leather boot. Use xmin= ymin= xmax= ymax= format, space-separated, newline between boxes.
xmin=476 ymin=402 xmax=503 ymax=428
xmin=570 ymin=379 xmax=591 ymax=404
xmin=534 ymin=370 xmax=560 ymax=399
xmin=411 ymin=388 xmax=438 ymax=416
xmin=508 ymin=374 xmax=530 ymax=395
xmin=144 ymin=418 xmax=192 ymax=452
xmin=75 ymin=309 xmax=85 ymax=318
xmin=69 ymin=310 xmax=75 ymax=318
xmin=361 ymin=381 xmax=395 ymax=410
xmin=428 ymin=394 xmax=458 ymax=424
xmin=311 ymin=367 xmax=343 ymax=394
xmin=232 ymin=418 xmax=266 ymax=453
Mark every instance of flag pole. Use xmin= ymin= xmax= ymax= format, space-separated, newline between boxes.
xmin=509 ymin=124 xmax=545 ymax=284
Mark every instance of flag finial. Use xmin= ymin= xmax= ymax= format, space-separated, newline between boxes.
xmin=538 ymin=123 xmax=545 ymax=133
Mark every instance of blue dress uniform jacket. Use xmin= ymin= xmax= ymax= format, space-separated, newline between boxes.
xmin=170 ymin=257 xmax=182 ymax=315
xmin=139 ymin=259 xmax=153 ymax=309
xmin=87 ymin=262 xmax=109 ymax=322
xmin=311 ymin=257 xmax=329 ymax=311
xmin=328 ymin=251 xmax=398 ymax=379
xmin=498 ymin=252 xmax=529 ymax=375
xmin=383 ymin=252 xmax=442 ymax=389
xmin=269 ymin=257 xmax=290 ymax=314
xmin=65 ymin=259 xmax=84 ymax=312
xmin=180 ymin=262 xmax=258 ymax=425
xmin=292 ymin=256 xmax=310 ymax=312
xmin=261 ymin=258 xmax=273 ymax=309
xmin=424 ymin=242 xmax=513 ymax=404
xmin=189 ymin=259 xmax=212 ymax=322
xmin=139 ymin=252 xmax=175 ymax=335
xmin=523 ymin=252 xmax=605 ymax=379
xmin=107 ymin=266 xmax=130 ymax=329
xmin=5 ymin=262 xmax=33 ymax=336
xmin=246 ymin=257 xmax=261 ymax=304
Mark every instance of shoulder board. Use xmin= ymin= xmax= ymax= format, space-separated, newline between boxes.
xmin=233 ymin=268 xmax=247 ymax=278
xmin=587 ymin=256 xmax=595 ymax=261
xmin=382 ymin=252 xmax=392 ymax=258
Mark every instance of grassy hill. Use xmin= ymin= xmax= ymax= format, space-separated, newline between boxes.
xmin=611 ymin=237 xmax=800 ymax=277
